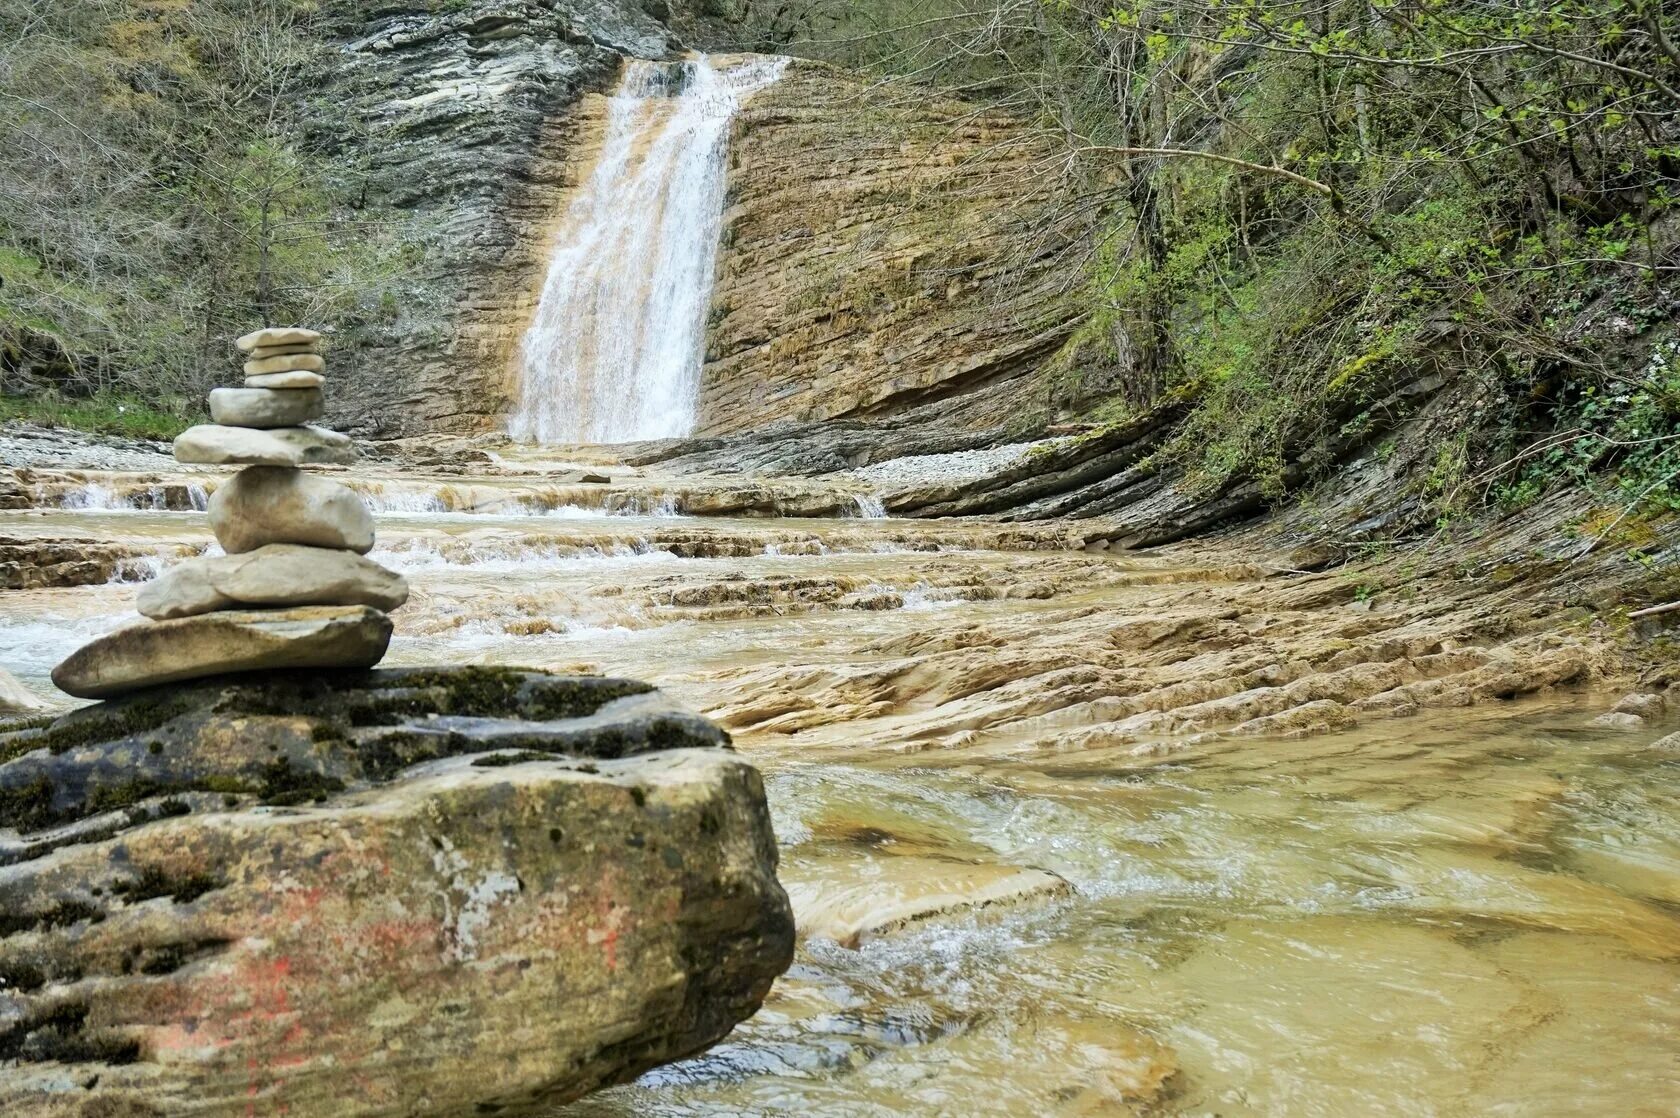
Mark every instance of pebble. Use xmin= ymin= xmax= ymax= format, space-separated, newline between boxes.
xmin=0 ymin=422 xmax=176 ymax=472
xmin=849 ymin=440 xmax=1056 ymax=486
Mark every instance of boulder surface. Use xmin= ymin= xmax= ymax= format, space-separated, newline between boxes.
xmin=0 ymin=667 xmax=793 ymax=1116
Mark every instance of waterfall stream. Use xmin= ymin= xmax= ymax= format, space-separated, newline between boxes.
xmin=509 ymin=55 xmax=786 ymax=445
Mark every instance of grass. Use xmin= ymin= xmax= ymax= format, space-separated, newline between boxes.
xmin=0 ymin=391 xmax=200 ymax=441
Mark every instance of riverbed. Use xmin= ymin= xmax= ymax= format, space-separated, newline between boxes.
xmin=4 ymin=489 xmax=1676 ymax=1117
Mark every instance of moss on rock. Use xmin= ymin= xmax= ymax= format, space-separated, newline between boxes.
xmin=0 ymin=667 xmax=723 ymax=838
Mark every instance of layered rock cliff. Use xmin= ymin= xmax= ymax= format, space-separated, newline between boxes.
xmin=317 ymin=15 xmax=1077 ymax=440
xmin=3 ymin=1 xmax=1083 ymax=443
xmin=695 ymin=63 xmax=1080 ymax=435
xmin=314 ymin=2 xmax=675 ymax=435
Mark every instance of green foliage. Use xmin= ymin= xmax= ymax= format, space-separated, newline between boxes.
xmin=774 ymin=0 xmax=1680 ymax=523
xmin=1499 ymin=339 xmax=1680 ymax=514
xmin=0 ymin=390 xmax=198 ymax=440
xmin=0 ymin=0 xmax=415 ymax=404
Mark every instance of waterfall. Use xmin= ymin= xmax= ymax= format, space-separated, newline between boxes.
xmin=509 ymin=55 xmax=787 ymax=445
xmin=851 ymin=494 xmax=889 ymax=519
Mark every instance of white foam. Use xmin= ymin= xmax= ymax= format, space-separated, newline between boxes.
xmin=850 ymin=494 xmax=889 ymax=519
xmin=369 ymin=538 xmax=682 ymax=574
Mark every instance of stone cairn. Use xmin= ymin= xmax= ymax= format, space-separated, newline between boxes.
xmin=52 ymin=328 xmax=409 ymax=700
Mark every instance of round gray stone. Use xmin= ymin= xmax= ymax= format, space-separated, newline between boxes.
xmin=209 ymin=387 xmax=324 ymax=429
xmin=173 ymin=424 xmax=356 ymax=467
xmin=208 ymin=467 xmax=375 ymax=555
xmin=137 ymin=544 xmax=409 ymax=620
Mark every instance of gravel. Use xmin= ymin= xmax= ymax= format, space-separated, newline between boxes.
xmin=1 ymin=423 xmax=182 ymax=472
xmin=847 ymin=440 xmax=1057 ymax=487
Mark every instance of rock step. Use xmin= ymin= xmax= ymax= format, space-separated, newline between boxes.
xmin=208 ymin=467 xmax=374 ymax=554
xmin=138 ymin=544 xmax=408 ymax=620
xmin=208 ymin=386 xmax=323 ymax=429
xmin=173 ymin=424 xmax=356 ymax=467
xmin=786 ymin=857 xmax=1070 ymax=947
xmin=51 ymin=605 xmax=392 ymax=699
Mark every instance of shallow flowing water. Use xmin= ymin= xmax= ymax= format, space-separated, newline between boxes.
xmin=3 ymin=497 xmax=1677 ymax=1117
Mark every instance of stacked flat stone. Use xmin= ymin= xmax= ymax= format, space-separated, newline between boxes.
xmin=52 ymin=328 xmax=409 ymax=700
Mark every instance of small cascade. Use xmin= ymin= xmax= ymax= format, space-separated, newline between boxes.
xmin=851 ymin=494 xmax=889 ymax=519
xmin=510 ymin=55 xmax=787 ymax=445
xmin=53 ymin=481 xmax=211 ymax=512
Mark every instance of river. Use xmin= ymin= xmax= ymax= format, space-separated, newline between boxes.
xmin=4 ymin=483 xmax=1676 ymax=1117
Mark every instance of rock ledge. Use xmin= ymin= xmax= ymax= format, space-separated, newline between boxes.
xmin=0 ymin=667 xmax=793 ymax=1117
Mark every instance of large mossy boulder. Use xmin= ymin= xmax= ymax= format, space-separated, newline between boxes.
xmin=0 ymin=667 xmax=793 ymax=1116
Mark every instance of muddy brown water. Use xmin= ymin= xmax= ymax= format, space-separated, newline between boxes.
xmin=3 ymin=499 xmax=1677 ymax=1117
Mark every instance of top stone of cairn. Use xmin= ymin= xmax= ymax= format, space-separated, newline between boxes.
xmin=236 ymin=326 xmax=322 ymax=353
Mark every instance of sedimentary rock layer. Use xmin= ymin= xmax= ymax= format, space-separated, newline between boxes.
xmin=315 ymin=14 xmax=1076 ymax=439
xmin=695 ymin=62 xmax=1080 ymax=436
xmin=0 ymin=667 xmax=794 ymax=1117
xmin=312 ymin=3 xmax=676 ymax=435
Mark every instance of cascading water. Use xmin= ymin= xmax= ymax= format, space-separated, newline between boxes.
xmin=7 ymin=460 xmax=1680 ymax=1114
xmin=509 ymin=55 xmax=787 ymax=445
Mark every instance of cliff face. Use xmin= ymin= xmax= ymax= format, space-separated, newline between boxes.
xmin=286 ymin=8 xmax=1079 ymax=440
xmin=328 ymin=34 xmax=1079 ymax=440
xmin=696 ymin=63 xmax=1080 ymax=437
xmin=314 ymin=1 xmax=679 ymax=436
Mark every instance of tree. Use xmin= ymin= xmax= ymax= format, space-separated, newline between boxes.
xmin=0 ymin=0 xmax=412 ymax=407
xmin=753 ymin=0 xmax=1680 ymax=512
